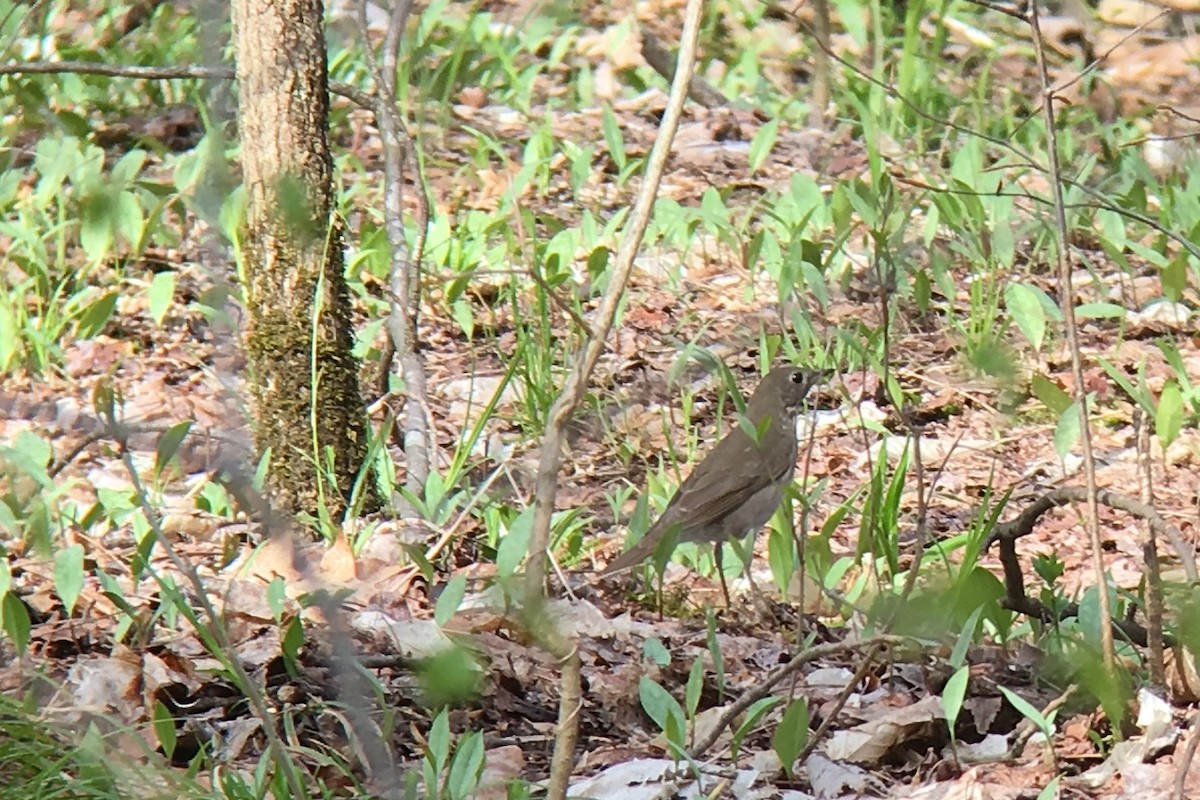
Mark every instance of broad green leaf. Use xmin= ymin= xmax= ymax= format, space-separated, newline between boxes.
xmin=75 ymin=292 xmax=117 ymax=338
xmin=435 ymin=573 xmax=467 ymax=627
xmin=749 ymin=118 xmax=780 ymax=174
xmin=1053 ymin=400 xmax=1082 ymax=459
xmin=147 ymin=271 xmax=177 ymax=326
xmin=942 ymin=665 xmax=970 ymax=731
xmin=450 ymin=299 xmax=474 ymax=340
xmin=445 ymin=730 xmax=485 ymax=800
xmin=428 ymin=709 xmax=451 ymax=772
xmin=1156 ymin=380 xmax=1184 ymax=449
xmin=494 ymin=508 xmax=533 ymax=578
xmin=639 ymin=676 xmax=685 ymax=735
xmin=114 ymin=190 xmax=145 ymax=248
xmin=1030 ymin=374 xmax=1072 ymax=416
xmin=1161 ymin=257 xmax=1187 ymax=302
xmin=152 ymin=699 xmax=177 ymax=758
xmin=685 ymin=657 xmax=704 ymax=717
xmin=642 ymin=638 xmax=670 ymax=667
xmin=1 ymin=591 xmax=31 ymax=653
xmin=266 ymin=576 xmax=287 ymax=622
xmin=111 ymin=149 xmax=147 ymax=185
xmin=732 ymin=696 xmax=781 ymax=758
xmin=54 ymin=544 xmax=85 ymax=616
xmin=155 ymin=421 xmax=193 ymax=478
xmin=772 ymin=697 xmax=809 ymax=778
xmin=1005 ymin=283 xmax=1046 ymax=351
xmin=1074 ymin=303 xmax=1125 ymax=320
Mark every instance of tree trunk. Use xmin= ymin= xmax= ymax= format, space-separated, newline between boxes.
xmin=231 ymin=0 xmax=371 ymax=518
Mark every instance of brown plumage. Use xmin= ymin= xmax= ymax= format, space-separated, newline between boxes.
xmin=602 ymin=366 xmax=823 ymax=584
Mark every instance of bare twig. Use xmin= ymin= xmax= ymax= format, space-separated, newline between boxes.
xmin=1174 ymin=711 xmax=1200 ymax=799
xmin=1027 ymin=0 xmax=1115 ymax=673
xmin=0 ymin=60 xmax=375 ymax=108
xmin=518 ymin=1 xmax=706 ymax=796
xmin=356 ymin=0 xmax=432 ymax=510
xmin=521 ymin=0 xmax=704 ymax=604
xmin=687 ymin=634 xmax=907 ymax=759
xmin=1139 ymin=411 xmax=1165 ymax=687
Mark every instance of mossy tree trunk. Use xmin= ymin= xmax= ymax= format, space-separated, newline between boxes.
xmin=231 ymin=0 xmax=371 ymax=518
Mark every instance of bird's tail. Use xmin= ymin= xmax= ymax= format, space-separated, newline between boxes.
xmin=599 ymin=522 xmax=681 ymax=576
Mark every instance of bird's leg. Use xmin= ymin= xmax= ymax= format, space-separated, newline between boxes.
xmin=731 ymin=533 xmax=778 ymax=622
xmin=715 ymin=544 xmax=732 ymax=608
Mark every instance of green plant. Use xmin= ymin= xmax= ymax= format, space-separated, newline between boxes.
xmin=420 ymin=709 xmax=486 ymax=800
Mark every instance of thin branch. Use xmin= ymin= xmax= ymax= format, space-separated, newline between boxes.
xmin=521 ymin=0 xmax=705 ymax=604
xmin=520 ymin=1 xmax=706 ymax=796
xmin=0 ymin=60 xmax=375 ymax=109
xmin=357 ymin=0 xmax=433 ymax=508
xmin=1027 ymin=0 xmax=1115 ymax=674
xmin=687 ymin=634 xmax=908 ymax=759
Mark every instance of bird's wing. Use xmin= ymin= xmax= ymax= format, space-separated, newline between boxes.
xmin=663 ymin=425 xmax=788 ymax=535
xmin=600 ymin=416 xmax=792 ymax=576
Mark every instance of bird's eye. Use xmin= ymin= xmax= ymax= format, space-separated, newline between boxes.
xmin=790 ymin=370 xmax=804 ymax=383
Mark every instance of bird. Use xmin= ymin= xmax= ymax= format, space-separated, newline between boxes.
xmin=602 ymin=365 xmax=824 ymax=604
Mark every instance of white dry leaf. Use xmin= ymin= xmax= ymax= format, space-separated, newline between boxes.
xmin=352 ymin=613 xmax=455 ymax=659
xmin=823 ymin=695 xmax=945 ymax=764
xmin=806 ymin=752 xmax=878 ymax=798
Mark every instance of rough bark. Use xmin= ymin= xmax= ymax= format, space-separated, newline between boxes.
xmin=231 ymin=0 xmax=372 ymax=517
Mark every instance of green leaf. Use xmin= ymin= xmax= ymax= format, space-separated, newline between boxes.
xmin=445 ymin=730 xmax=485 ymax=800
xmin=1030 ymin=374 xmax=1072 ymax=416
xmin=79 ymin=191 xmax=115 ymax=261
xmin=1156 ymin=380 xmax=1184 ymax=449
xmin=639 ymin=676 xmax=685 ymax=735
xmin=772 ymin=697 xmax=809 ymax=778
xmin=435 ymin=573 xmax=467 ymax=627
xmin=266 ymin=576 xmax=287 ymax=622
xmin=642 ymin=637 xmax=671 ymax=666
xmin=0 ymin=302 xmax=16 ymax=372
xmin=54 ymin=544 xmax=85 ymax=616
xmin=1161 ymin=257 xmax=1187 ymax=302
xmin=114 ymin=190 xmax=145 ymax=249
xmin=495 ymin=507 xmax=533 ymax=578
xmin=152 ymin=699 xmax=177 ymax=758
xmin=450 ymin=299 xmax=474 ymax=340
xmin=748 ymin=118 xmax=780 ymax=174
xmin=1005 ymin=283 xmax=1046 ymax=351
xmin=942 ymin=665 xmax=970 ymax=730
xmin=999 ymin=686 xmax=1049 ymax=733
xmin=1053 ymin=400 xmax=1082 ymax=460
xmin=428 ymin=709 xmax=451 ymax=772
xmin=600 ymin=104 xmax=626 ymax=171
xmin=112 ymin=149 xmax=147 ymax=185
xmin=1 ymin=592 xmax=30 ymax=654
xmin=281 ymin=616 xmax=304 ymax=666
xmin=147 ymin=271 xmax=177 ymax=326
xmin=949 ymin=604 xmax=985 ymax=669
xmin=705 ymin=609 xmax=726 ymax=700
xmin=767 ymin=523 xmax=795 ymax=593
xmin=154 ymin=421 xmax=193 ymax=479
xmin=1074 ymin=303 xmax=1125 ymax=320
xmin=685 ymin=657 xmax=704 ymax=717
xmin=75 ymin=292 xmax=117 ymax=338
xmin=732 ymin=696 xmax=781 ymax=758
